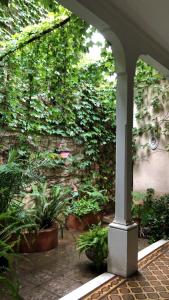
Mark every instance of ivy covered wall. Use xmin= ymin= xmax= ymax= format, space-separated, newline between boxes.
xmin=1 ymin=0 xmax=169 ymax=196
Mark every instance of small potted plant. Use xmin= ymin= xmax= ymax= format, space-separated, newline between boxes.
xmin=66 ymin=182 xmax=108 ymax=231
xmin=66 ymin=198 xmax=102 ymax=230
xmin=76 ymin=225 xmax=108 ymax=269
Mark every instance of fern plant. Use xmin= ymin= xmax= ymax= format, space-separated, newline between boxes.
xmin=76 ymin=225 xmax=108 ymax=268
xmin=0 ymin=239 xmax=22 ymax=300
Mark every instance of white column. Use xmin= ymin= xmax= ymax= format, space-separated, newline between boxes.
xmin=108 ymin=66 xmax=138 ymax=277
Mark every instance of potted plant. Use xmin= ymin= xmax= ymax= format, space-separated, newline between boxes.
xmin=5 ymin=183 xmax=70 ymax=253
xmin=66 ymin=198 xmax=102 ymax=230
xmin=76 ymin=225 xmax=108 ymax=269
xmin=66 ymin=182 xmax=108 ymax=231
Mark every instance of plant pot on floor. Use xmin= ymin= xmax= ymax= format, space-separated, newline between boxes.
xmin=66 ymin=213 xmax=102 ymax=231
xmin=14 ymin=224 xmax=58 ymax=253
xmin=85 ymin=247 xmax=107 ymax=263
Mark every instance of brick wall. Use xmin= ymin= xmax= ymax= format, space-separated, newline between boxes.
xmin=0 ymin=130 xmax=86 ymax=188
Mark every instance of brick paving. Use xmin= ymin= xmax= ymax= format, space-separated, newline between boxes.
xmin=82 ymin=242 xmax=169 ymax=300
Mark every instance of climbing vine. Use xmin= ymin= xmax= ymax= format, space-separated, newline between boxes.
xmin=1 ymin=0 xmax=169 ymax=195
xmin=0 ymin=1 xmax=116 ymax=195
xmin=133 ymin=59 xmax=169 ymax=160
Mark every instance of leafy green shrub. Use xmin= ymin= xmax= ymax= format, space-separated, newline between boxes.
xmin=1 ymin=200 xmax=37 ymax=241
xmin=76 ymin=182 xmax=108 ymax=206
xmin=76 ymin=225 xmax=108 ymax=268
xmin=0 ymin=240 xmax=21 ymax=299
xmin=0 ymin=150 xmax=23 ymax=214
xmin=132 ymin=189 xmax=169 ymax=242
xmin=67 ymin=198 xmax=101 ymax=217
xmin=68 ymin=182 xmax=108 ymax=217
xmin=131 ymin=189 xmax=155 ymax=222
xmin=131 ymin=191 xmax=146 ymax=220
xmin=1 ymin=183 xmax=71 ymax=241
xmin=143 ymin=194 xmax=169 ymax=242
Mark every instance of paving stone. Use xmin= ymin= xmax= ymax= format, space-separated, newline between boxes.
xmin=20 ymin=282 xmax=57 ymax=300
xmin=16 ymin=230 xmax=99 ymax=299
xmin=43 ymin=277 xmax=82 ymax=297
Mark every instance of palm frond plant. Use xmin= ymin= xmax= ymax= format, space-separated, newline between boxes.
xmin=0 ymin=182 xmax=71 ymax=253
xmin=1 ymin=200 xmax=37 ymax=243
xmin=30 ymin=182 xmax=71 ymax=229
xmin=0 ymin=214 xmax=22 ymax=300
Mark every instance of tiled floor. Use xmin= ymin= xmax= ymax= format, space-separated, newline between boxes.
xmin=82 ymin=242 xmax=169 ymax=300
xmin=0 ymin=229 xmax=149 ymax=300
xmin=17 ymin=230 xmax=101 ymax=300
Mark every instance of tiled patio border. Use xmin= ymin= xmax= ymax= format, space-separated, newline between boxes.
xmin=59 ymin=239 xmax=168 ymax=300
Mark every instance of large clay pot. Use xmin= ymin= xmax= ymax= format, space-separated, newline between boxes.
xmin=15 ymin=224 xmax=58 ymax=253
xmin=66 ymin=213 xmax=102 ymax=231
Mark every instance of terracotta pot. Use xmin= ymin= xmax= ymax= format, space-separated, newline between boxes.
xmin=14 ymin=224 xmax=58 ymax=253
xmin=66 ymin=213 xmax=102 ymax=231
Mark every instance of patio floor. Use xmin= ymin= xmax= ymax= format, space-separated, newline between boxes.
xmin=82 ymin=242 xmax=169 ymax=300
xmin=0 ymin=228 xmax=149 ymax=300
xmin=16 ymin=229 xmax=148 ymax=300
xmin=17 ymin=229 xmax=100 ymax=300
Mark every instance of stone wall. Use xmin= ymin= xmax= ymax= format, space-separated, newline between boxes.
xmin=0 ymin=130 xmax=86 ymax=188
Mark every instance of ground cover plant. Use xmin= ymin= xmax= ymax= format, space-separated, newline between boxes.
xmin=132 ymin=189 xmax=169 ymax=243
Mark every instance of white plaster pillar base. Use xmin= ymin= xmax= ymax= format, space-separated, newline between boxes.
xmin=108 ymin=222 xmax=138 ymax=277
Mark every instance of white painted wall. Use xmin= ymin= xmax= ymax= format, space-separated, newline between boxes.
xmin=133 ymin=142 xmax=169 ymax=194
xmin=133 ymin=81 xmax=169 ymax=194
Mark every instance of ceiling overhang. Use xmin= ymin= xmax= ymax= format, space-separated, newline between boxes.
xmin=59 ymin=0 xmax=169 ymax=74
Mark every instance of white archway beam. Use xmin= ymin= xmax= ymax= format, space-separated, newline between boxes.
xmin=59 ymin=0 xmax=169 ymax=73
